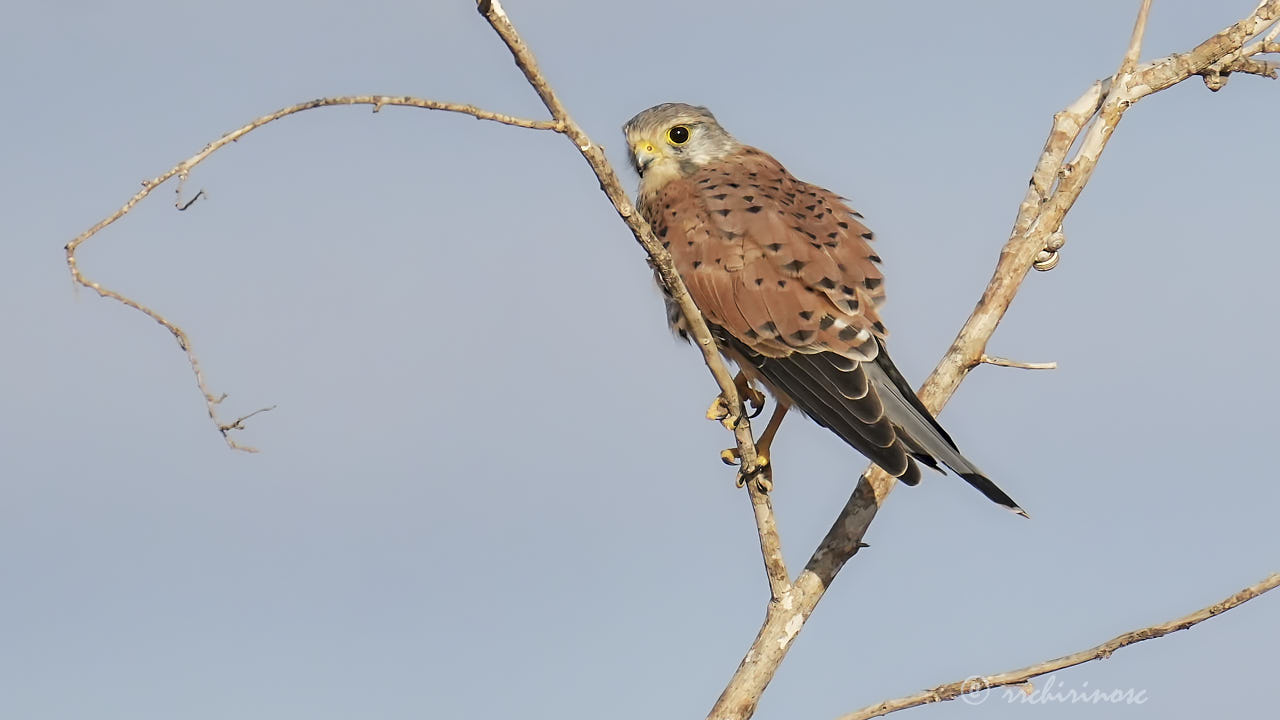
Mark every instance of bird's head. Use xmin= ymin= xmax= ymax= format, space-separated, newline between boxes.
xmin=623 ymin=103 xmax=740 ymax=186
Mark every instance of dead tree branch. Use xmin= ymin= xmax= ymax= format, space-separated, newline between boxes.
xmin=708 ymin=1 xmax=1280 ymax=717
xmin=839 ymin=573 xmax=1280 ymax=720
xmin=475 ymin=0 xmax=789 ymax=599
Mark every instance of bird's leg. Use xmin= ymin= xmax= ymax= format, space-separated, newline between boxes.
xmin=705 ymin=372 xmax=766 ymax=428
xmin=721 ymin=401 xmax=790 ymax=470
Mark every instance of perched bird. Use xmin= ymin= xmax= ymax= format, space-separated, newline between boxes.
xmin=624 ymin=103 xmax=1025 ymax=516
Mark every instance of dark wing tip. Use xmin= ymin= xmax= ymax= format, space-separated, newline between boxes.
xmin=906 ymin=450 xmax=945 ymax=474
xmin=897 ymin=457 xmax=922 ymax=486
xmin=959 ymin=472 xmax=1029 ymax=518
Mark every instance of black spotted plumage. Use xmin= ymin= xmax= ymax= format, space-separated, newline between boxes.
xmin=625 ymin=103 xmax=1025 ymax=516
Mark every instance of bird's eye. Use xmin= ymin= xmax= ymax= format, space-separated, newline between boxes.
xmin=667 ymin=125 xmax=691 ymax=145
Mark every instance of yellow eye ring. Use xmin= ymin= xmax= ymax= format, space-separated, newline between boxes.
xmin=667 ymin=125 xmax=691 ymax=145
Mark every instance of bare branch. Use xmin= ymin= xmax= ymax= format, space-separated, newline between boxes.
xmin=1201 ymin=41 xmax=1280 ymax=89
xmin=1119 ymin=0 xmax=1154 ymax=76
xmin=978 ymin=355 xmax=1058 ymax=371
xmin=746 ymin=473 xmax=789 ymax=598
xmin=474 ymin=0 xmax=790 ymax=598
xmin=707 ymin=2 xmax=1280 ymax=716
xmin=705 ymin=75 xmax=1108 ymax=720
xmin=65 ymin=95 xmax=560 ymax=450
xmin=1128 ymin=2 xmax=1280 ymax=95
xmin=838 ymin=573 xmax=1280 ymax=720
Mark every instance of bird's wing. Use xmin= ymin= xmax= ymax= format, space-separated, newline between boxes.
xmin=650 ymin=146 xmax=887 ymax=360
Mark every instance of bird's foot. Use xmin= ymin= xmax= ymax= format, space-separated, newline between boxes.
xmin=722 ymin=447 xmax=772 ymax=492
xmin=705 ymin=395 xmax=734 ymax=425
xmin=729 ymin=454 xmax=772 ymax=492
xmin=720 ymin=446 xmax=770 ymax=469
xmin=705 ymin=380 xmax=766 ymax=429
xmin=723 ymin=400 xmax=789 ymax=493
xmin=745 ymin=473 xmax=773 ymax=493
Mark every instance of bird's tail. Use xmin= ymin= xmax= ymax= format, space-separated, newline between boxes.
xmin=863 ymin=349 xmax=1028 ymax=517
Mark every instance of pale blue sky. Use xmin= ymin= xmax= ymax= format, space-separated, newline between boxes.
xmin=2 ymin=1 xmax=1277 ymax=718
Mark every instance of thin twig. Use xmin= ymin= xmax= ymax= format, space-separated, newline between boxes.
xmin=220 ymin=405 xmax=277 ymax=434
xmin=838 ymin=573 xmax=1280 ymax=720
xmin=1119 ymin=0 xmax=1154 ymax=76
xmin=978 ymin=355 xmax=1058 ymax=371
xmin=65 ymin=95 xmax=559 ymax=450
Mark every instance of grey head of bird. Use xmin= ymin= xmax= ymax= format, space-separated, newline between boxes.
xmin=623 ymin=103 xmax=742 ymax=187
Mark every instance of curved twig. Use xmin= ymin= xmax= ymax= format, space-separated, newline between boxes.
xmin=65 ymin=95 xmax=560 ymax=450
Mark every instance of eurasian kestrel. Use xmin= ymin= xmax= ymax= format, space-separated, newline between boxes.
xmin=624 ymin=103 xmax=1025 ymax=516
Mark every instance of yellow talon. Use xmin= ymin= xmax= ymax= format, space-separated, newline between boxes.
xmin=705 ymin=372 xmax=766 ymax=424
xmin=706 ymin=395 xmax=731 ymax=422
xmin=720 ymin=401 xmax=790 ymax=487
xmin=720 ymin=447 xmax=770 ymax=468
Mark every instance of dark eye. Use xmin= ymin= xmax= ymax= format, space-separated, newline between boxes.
xmin=667 ymin=125 xmax=690 ymax=145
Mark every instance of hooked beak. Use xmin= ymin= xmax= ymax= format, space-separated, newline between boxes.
xmin=632 ymin=141 xmax=660 ymax=176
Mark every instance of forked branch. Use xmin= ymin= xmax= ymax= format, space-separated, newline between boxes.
xmin=709 ymin=1 xmax=1280 ymax=717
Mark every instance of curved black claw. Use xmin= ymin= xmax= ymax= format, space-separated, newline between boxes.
xmin=736 ymin=466 xmax=773 ymax=493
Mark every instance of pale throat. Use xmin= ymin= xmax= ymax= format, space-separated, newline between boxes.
xmin=637 ymin=156 xmax=685 ymax=197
